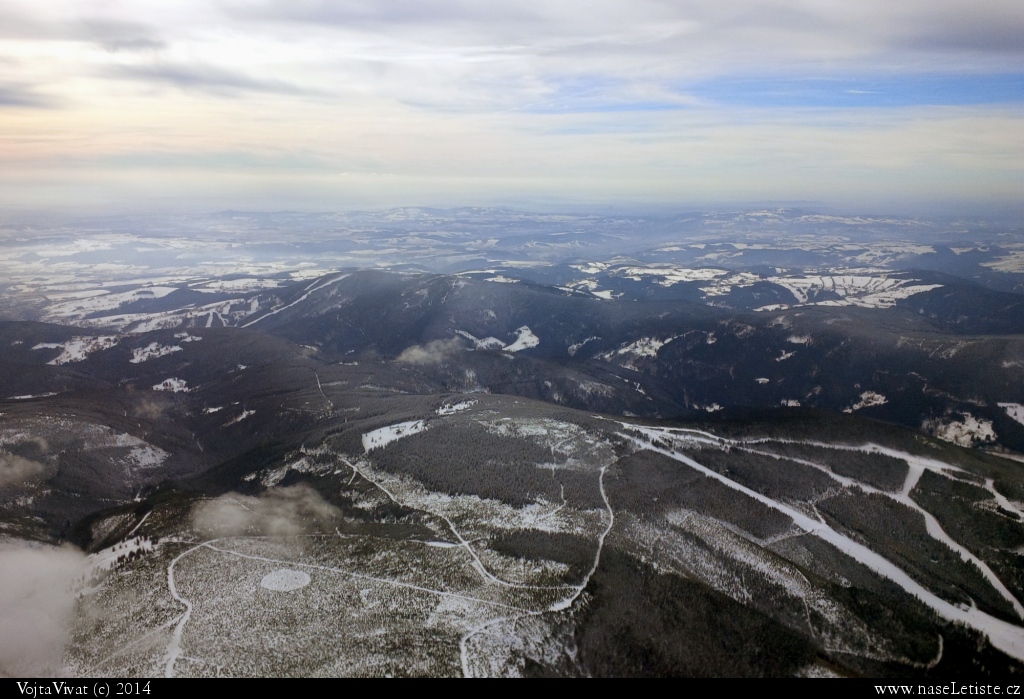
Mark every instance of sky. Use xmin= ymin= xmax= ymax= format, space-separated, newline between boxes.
xmin=0 ymin=0 xmax=1021 ymax=213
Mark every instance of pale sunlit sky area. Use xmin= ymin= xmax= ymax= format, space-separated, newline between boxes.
xmin=0 ymin=0 xmax=1021 ymax=214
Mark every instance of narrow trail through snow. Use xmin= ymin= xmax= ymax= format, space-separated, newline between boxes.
xmin=337 ymin=454 xmax=574 ymax=591
xmin=241 ymin=274 xmax=348 ymax=328
xmin=460 ymin=458 xmax=617 ymax=676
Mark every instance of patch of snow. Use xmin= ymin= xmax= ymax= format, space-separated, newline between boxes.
xmin=568 ymin=336 xmax=599 ymax=357
xmin=202 ymin=406 xmax=223 ymax=414
xmin=845 ymin=391 xmax=889 ymax=412
xmin=503 ymin=326 xmax=540 ymax=352
xmin=130 ymin=342 xmax=182 ymax=363
xmin=43 ymin=286 xmax=179 ymax=320
xmin=984 ymin=252 xmax=1024 ymax=273
xmin=922 ymin=413 xmax=997 ymax=447
xmin=758 ymin=274 xmax=942 ymax=310
xmin=88 ymin=536 xmax=154 ymax=572
xmin=787 ymin=335 xmax=811 ymax=345
xmin=153 ymin=378 xmax=190 ymax=393
xmin=6 ymin=392 xmax=58 ymax=400
xmin=756 ymin=378 xmax=770 ymax=384
xmin=456 ymin=330 xmax=505 ymax=350
xmin=223 ymin=409 xmax=255 ymax=427
xmin=591 ymin=290 xmax=618 ymax=300
xmin=575 ymin=380 xmax=614 ymax=397
xmin=438 ymin=400 xmax=477 ymax=416
xmin=999 ymin=403 xmax=1024 ymax=427
xmin=260 ymin=569 xmax=311 ymax=592
xmin=193 ymin=278 xmax=285 ymax=293
xmin=598 ymin=336 xmax=677 ymax=368
xmin=570 ymin=262 xmax=608 ymax=274
xmin=32 ymin=336 xmax=120 ymax=364
xmin=484 ymin=275 xmax=519 ymax=284
xmin=127 ymin=445 xmax=168 ymax=469
xmin=611 ymin=265 xmax=727 ymax=286
xmin=776 ymin=350 xmax=796 ymax=362
xmin=699 ymin=272 xmax=761 ymax=297
xmin=362 ymin=420 xmax=428 ymax=452
xmin=781 ymin=399 xmax=801 ymax=407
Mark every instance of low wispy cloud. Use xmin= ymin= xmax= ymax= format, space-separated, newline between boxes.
xmin=0 ymin=82 xmax=53 ymax=108
xmin=0 ymin=544 xmax=85 ymax=677
xmin=105 ymin=62 xmax=314 ymax=97
xmin=192 ymin=484 xmax=340 ymax=537
xmin=231 ymin=0 xmax=539 ymax=29
xmin=0 ymin=452 xmax=46 ymax=486
xmin=0 ymin=7 xmax=163 ymax=52
xmin=75 ymin=19 xmax=165 ymax=53
xmin=396 ymin=338 xmax=464 ymax=365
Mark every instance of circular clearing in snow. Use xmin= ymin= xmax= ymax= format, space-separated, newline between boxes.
xmin=260 ymin=568 xmax=311 ymax=592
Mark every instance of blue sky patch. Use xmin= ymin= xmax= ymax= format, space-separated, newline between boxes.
xmin=689 ymin=73 xmax=1024 ymax=108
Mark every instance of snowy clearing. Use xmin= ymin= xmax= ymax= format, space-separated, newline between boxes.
xmin=438 ymin=401 xmax=477 ymax=416
xmin=362 ymin=420 xmax=428 ymax=452
xmin=152 ymin=378 xmax=190 ymax=393
xmin=88 ymin=537 xmax=154 ymax=572
xmin=456 ymin=330 xmax=506 ymax=351
xmin=32 ymin=336 xmax=119 ymax=364
xmin=127 ymin=444 xmax=169 ymax=469
xmin=845 ymin=391 xmax=889 ymax=412
xmin=503 ymin=326 xmax=539 ymax=352
xmin=999 ymin=403 xmax=1024 ymax=427
xmin=130 ymin=342 xmax=183 ymax=364
xmin=614 ymin=266 xmax=727 ymax=286
xmin=260 ymin=569 xmax=311 ymax=592
xmin=598 ymin=336 xmax=677 ymax=369
xmin=922 ymin=413 xmax=997 ymax=447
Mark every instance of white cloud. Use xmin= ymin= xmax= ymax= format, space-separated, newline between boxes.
xmin=0 ymin=544 xmax=85 ymax=677
xmin=0 ymin=1 xmax=1019 ymax=211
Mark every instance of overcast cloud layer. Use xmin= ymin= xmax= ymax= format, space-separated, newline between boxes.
xmin=0 ymin=1 xmax=1020 ymax=212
